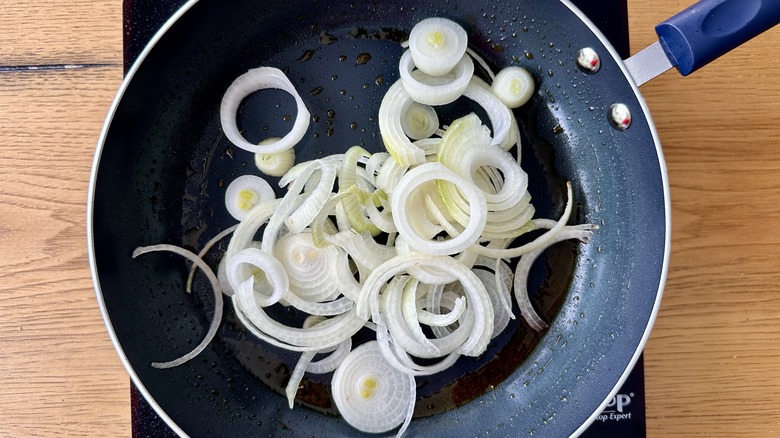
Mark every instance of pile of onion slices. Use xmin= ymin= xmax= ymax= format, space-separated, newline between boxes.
xmin=133 ymin=16 xmax=594 ymax=437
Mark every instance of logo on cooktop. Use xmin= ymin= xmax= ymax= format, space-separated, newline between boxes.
xmin=596 ymin=392 xmax=634 ymax=422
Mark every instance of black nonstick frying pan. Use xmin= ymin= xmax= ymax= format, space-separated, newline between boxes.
xmin=88 ymin=0 xmax=780 ymax=436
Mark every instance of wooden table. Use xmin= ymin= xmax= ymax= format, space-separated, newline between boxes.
xmin=1 ymin=1 xmax=778 ymax=436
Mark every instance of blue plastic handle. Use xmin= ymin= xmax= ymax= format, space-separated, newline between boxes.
xmin=655 ymin=0 xmax=780 ymax=76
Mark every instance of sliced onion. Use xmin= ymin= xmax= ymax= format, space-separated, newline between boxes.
xmin=400 ymin=100 xmax=440 ymax=139
xmin=514 ymin=224 xmax=596 ymax=331
xmin=400 ymin=279 xmax=440 ymax=356
xmin=286 ymin=350 xmax=316 ymax=409
xmin=331 ymin=341 xmax=415 ymax=435
xmin=286 ymin=163 xmax=338 ymax=234
xmin=476 ymin=182 xmax=574 ymax=258
xmin=132 ymin=244 xmax=222 ymax=369
xmin=255 ymin=146 xmax=296 ymax=177
xmin=185 ymin=224 xmax=238 ymax=294
xmin=332 ymin=250 xmax=362 ymax=301
xmin=217 ymin=256 xmax=232 ymax=296
xmin=408 ymin=17 xmax=468 ymax=76
xmin=275 ymin=231 xmax=339 ymax=302
xmin=492 ymin=66 xmax=535 ymax=109
xmin=428 ymin=289 xmax=470 ymax=339
xmin=379 ymin=276 xmax=472 ymax=359
xmin=462 ymin=76 xmax=512 ymax=148
xmin=399 ymin=50 xmax=474 ymax=105
xmin=225 ymin=198 xmax=282 ymax=264
xmin=416 ymin=294 xmax=466 ymax=326
xmin=339 ymin=146 xmax=381 ymax=236
xmin=220 ymin=67 xmax=310 ymax=154
xmin=474 ymin=268 xmax=513 ymax=335
xmin=285 ymin=326 xmax=353 ymax=409
xmin=364 ymin=152 xmax=390 ymax=185
xmin=226 ymin=248 xmax=288 ymax=307
xmin=475 ymin=255 xmax=515 ymax=320
xmin=284 ymin=293 xmax=354 ymax=316
xmin=234 ymin=286 xmax=365 ymax=350
xmin=358 ymin=252 xmax=494 ymax=357
xmin=378 ymin=80 xmax=426 ymax=166
xmin=225 ymin=175 xmax=276 ymax=221
xmin=374 ymin=150 xmax=408 ymax=194
xmin=392 ymin=162 xmax=486 ymax=256
xmin=307 ymin=337 xmax=352 ymax=374
xmin=261 ymin=160 xmax=328 ymax=253
xmin=375 ymin=317 xmax=464 ymax=376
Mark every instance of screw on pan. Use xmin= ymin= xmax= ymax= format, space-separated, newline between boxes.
xmin=577 ymin=47 xmax=601 ymax=73
xmin=609 ymin=103 xmax=632 ymax=130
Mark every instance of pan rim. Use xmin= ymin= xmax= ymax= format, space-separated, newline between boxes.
xmin=557 ymin=0 xmax=671 ymax=436
xmin=86 ymin=1 xmax=672 ymax=436
xmin=87 ymin=0 xmax=202 ymax=436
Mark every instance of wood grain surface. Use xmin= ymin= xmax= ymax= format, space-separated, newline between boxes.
xmin=0 ymin=1 xmax=778 ymax=436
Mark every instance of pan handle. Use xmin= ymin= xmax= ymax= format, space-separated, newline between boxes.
xmin=656 ymin=0 xmax=780 ymax=76
xmin=625 ymin=0 xmax=780 ymax=86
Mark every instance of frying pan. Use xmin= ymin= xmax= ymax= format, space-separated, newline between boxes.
xmin=88 ymin=0 xmax=780 ymax=436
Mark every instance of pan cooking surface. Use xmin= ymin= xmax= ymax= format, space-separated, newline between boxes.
xmin=91 ymin=0 xmax=668 ymax=436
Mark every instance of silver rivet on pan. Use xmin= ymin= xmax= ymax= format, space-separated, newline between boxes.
xmin=576 ymin=47 xmax=601 ymax=73
xmin=609 ymin=103 xmax=632 ymax=130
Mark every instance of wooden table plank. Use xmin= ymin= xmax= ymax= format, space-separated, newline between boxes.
xmin=0 ymin=67 xmax=128 ymax=436
xmin=0 ymin=0 xmax=121 ymax=66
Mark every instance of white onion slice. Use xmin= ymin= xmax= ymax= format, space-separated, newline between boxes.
xmin=283 ymin=292 xmax=354 ymax=316
xmin=392 ymin=162 xmax=486 ymax=256
xmin=358 ymin=252 xmax=493 ymax=357
xmin=225 ymin=175 xmax=276 ymax=221
xmin=492 ymin=66 xmax=535 ymax=109
xmin=286 ymin=350 xmax=316 ymax=409
xmin=286 ymin=163 xmax=338 ymax=234
xmin=400 ymin=100 xmax=440 ymax=139
xmin=416 ymin=295 xmax=465 ymax=326
xmin=234 ymin=286 xmax=365 ymax=350
xmin=255 ymin=147 xmax=296 ymax=177
xmin=399 ymin=50 xmax=474 ymax=105
xmin=307 ymin=337 xmax=352 ymax=374
xmin=476 ymin=182 xmax=574 ymax=258
xmin=275 ymin=232 xmax=339 ymax=302
xmin=379 ymin=276 xmax=472 ymax=359
xmin=326 ymin=230 xmax=396 ymax=271
xmin=132 ymin=244 xmax=222 ymax=369
xmin=261 ymin=160 xmax=326 ymax=253
xmin=408 ymin=17 xmax=468 ymax=76
xmin=332 ymin=251 xmax=362 ymax=301
xmin=378 ymin=80 xmax=427 ymax=166
xmin=463 ymin=76 xmax=512 ymax=148
xmin=474 ymin=268 xmax=512 ymax=335
xmin=227 ymin=248 xmax=288 ymax=307
xmin=331 ymin=341 xmax=415 ymax=434
xmin=514 ymin=224 xmax=596 ymax=331
xmin=285 ymin=328 xmax=353 ymax=408
xmin=185 ymin=224 xmax=238 ymax=294
xmin=365 ymin=152 xmax=390 ymax=185
xmin=375 ymin=317 xmax=464 ymax=376
xmin=220 ymin=67 xmax=310 ymax=154
xmin=375 ymin=149 xmax=408 ymax=193
xmin=474 ymin=255 xmax=515 ymax=319
xmin=428 ymin=290 xmax=469 ymax=339
xmin=217 ymin=256 xmax=232 ymax=296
